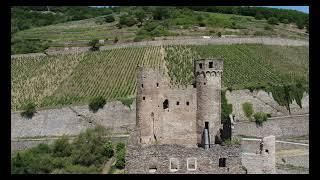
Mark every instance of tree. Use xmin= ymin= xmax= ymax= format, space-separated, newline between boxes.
xmin=296 ymin=19 xmax=305 ymax=29
xmin=119 ymin=15 xmax=137 ymax=27
xmin=89 ymin=96 xmax=106 ymax=112
xmin=255 ymin=13 xmax=264 ymax=20
xmin=104 ymin=140 xmax=114 ymax=158
xmin=217 ymin=32 xmax=222 ymax=37
xmin=152 ymin=7 xmax=170 ymax=20
xmin=105 ymin=15 xmax=115 ymax=23
xmin=267 ymin=17 xmax=279 ymax=25
xmin=52 ymin=136 xmax=72 ymax=157
xmin=21 ymin=102 xmax=36 ymax=118
xmin=88 ymin=39 xmax=100 ymax=51
xmin=135 ymin=10 xmax=146 ymax=27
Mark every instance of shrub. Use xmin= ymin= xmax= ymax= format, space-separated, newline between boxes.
xmin=255 ymin=13 xmax=264 ymax=20
xmin=89 ymin=96 xmax=106 ymax=112
xmin=88 ymin=39 xmax=100 ymax=51
xmin=296 ymin=20 xmax=305 ymax=29
xmin=116 ymin=142 xmax=125 ymax=153
xmin=104 ymin=140 xmax=114 ymax=158
xmin=242 ymin=102 xmax=253 ymax=120
xmin=264 ymin=25 xmax=273 ymax=31
xmin=115 ymin=142 xmax=126 ymax=169
xmin=119 ymin=15 xmax=137 ymax=27
xmin=199 ymin=22 xmax=206 ymax=27
xmin=118 ymin=97 xmax=134 ymax=108
xmin=52 ymin=136 xmax=72 ymax=157
xmin=71 ymin=126 xmax=108 ymax=167
xmin=267 ymin=17 xmax=279 ymax=25
xmin=114 ymin=36 xmax=119 ymax=43
xmin=281 ymin=19 xmax=289 ymax=24
xmin=253 ymin=112 xmax=268 ymax=125
xmin=217 ymin=32 xmax=222 ymax=37
xmin=105 ymin=15 xmax=115 ymax=23
xmin=21 ymin=102 xmax=36 ymax=118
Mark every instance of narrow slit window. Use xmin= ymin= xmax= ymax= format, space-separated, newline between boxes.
xmin=163 ymin=99 xmax=169 ymax=109
xmin=141 ymin=84 xmax=144 ymax=88
xmin=176 ymin=101 xmax=179 ymax=105
xmin=199 ymin=63 xmax=203 ymax=69
xmin=209 ymin=62 xmax=213 ymax=68
xmin=186 ymin=101 xmax=189 ymax=106
xmin=143 ymin=96 xmax=145 ymax=100
xmin=156 ymin=83 xmax=159 ymax=87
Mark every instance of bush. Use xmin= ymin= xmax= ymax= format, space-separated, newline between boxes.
xmin=119 ymin=15 xmax=137 ymax=27
xmin=267 ymin=17 xmax=279 ymax=25
xmin=264 ymin=25 xmax=273 ymax=31
xmin=105 ymin=15 xmax=115 ymax=23
xmin=253 ymin=112 xmax=268 ymax=125
xmin=104 ymin=140 xmax=114 ymax=158
xmin=281 ymin=19 xmax=289 ymax=24
xmin=21 ymin=102 xmax=36 ymax=118
xmin=89 ymin=96 xmax=106 ymax=112
xmin=118 ymin=97 xmax=134 ymax=108
xmin=52 ymin=136 xmax=72 ymax=157
xmin=255 ymin=13 xmax=264 ymax=20
xmin=71 ymin=126 xmax=108 ymax=167
xmin=114 ymin=36 xmax=119 ymax=43
xmin=88 ymin=39 xmax=100 ymax=51
xmin=242 ymin=102 xmax=253 ymax=120
xmin=217 ymin=32 xmax=222 ymax=37
xmin=115 ymin=142 xmax=126 ymax=169
xmin=199 ymin=22 xmax=206 ymax=27
xmin=296 ymin=20 xmax=305 ymax=29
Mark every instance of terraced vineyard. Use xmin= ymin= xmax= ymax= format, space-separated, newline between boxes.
xmin=11 ymin=44 xmax=308 ymax=110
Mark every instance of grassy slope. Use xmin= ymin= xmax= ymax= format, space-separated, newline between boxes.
xmin=12 ymin=11 xmax=308 ymax=50
xmin=11 ymin=44 xmax=308 ymax=111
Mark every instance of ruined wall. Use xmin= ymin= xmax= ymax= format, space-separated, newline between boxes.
xmin=125 ymin=144 xmax=245 ymax=174
xmin=136 ymin=67 xmax=197 ymax=147
xmin=232 ymin=114 xmax=309 ymax=138
xmin=11 ymin=101 xmax=136 ymax=139
xmin=226 ymin=90 xmax=309 ymax=121
xmin=241 ymin=136 xmax=276 ymax=174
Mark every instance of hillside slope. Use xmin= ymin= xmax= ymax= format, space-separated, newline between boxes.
xmin=11 ymin=7 xmax=308 ymax=54
xmin=11 ymin=44 xmax=308 ymax=111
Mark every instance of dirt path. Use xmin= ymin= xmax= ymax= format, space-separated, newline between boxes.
xmin=102 ymin=157 xmax=115 ymax=174
xmin=12 ymin=37 xmax=309 ymax=58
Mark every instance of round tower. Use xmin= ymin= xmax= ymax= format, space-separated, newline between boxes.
xmin=136 ymin=66 xmax=164 ymax=145
xmin=195 ymin=59 xmax=223 ymax=146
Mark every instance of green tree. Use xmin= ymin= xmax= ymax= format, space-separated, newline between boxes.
xmin=105 ymin=15 xmax=115 ymax=23
xmin=104 ymin=140 xmax=114 ymax=158
xmin=152 ymin=7 xmax=170 ymax=20
xmin=253 ymin=112 xmax=268 ymax=125
xmin=21 ymin=102 xmax=36 ymax=118
xmin=88 ymin=39 xmax=100 ymax=51
xmin=267 ymin=17 xmax=279 ymax=25
xmin=135 ymin=10 xmax=146 ymax=27
xmin=89 ymin=96 xmax=106 ymax=112
xmin=52 ymin=136 xmax=72 ymax=157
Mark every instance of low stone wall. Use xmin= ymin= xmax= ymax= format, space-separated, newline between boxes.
xmin=11 ymin=101 xmax=136 ymax=140
xmin=232 ymin=114 xmax=309 ymax=138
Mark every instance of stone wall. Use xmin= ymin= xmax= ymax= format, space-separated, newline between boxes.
xmin=11 ymin=101 xmax=136 ymax=140
xmin=226 ymin=89 xmax=309 ymax=121
xmin=232 ymin=114 xmax=309 ymax=138
xmin=125 ymin=144 xmax=245 ymax=174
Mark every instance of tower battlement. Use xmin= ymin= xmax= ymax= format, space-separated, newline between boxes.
xmin=194 ymin=58 xmax=223 ymax=73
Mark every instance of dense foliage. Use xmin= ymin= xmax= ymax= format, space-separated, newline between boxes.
xmin=89 ymin=96 xmax=106 ymax=112
xmin=11 ymin=126 xmax=112 ymax=174
xmin=11 ymin=6 xmax=112 ymax=34
xmin=20 ymin=102 xmax=36 ymax=118
xmin=88 ymin=39 xmax=100 ymax=51
xmin=253 ymin=112 xmax=268 ymax=125
xmin=115 ymin=142 xmax=126 ymax=169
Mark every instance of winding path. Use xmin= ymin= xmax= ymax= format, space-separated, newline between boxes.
xmin=11 ymin=37 xmax=309 ymax=59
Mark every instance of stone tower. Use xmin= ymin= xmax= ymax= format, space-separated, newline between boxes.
xmin=195 ymin=59 xmax=223 ymax=146
xmin=136 ymin=66 xmax=166 ymax=145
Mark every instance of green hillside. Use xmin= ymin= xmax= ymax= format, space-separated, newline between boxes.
xmin=11 ymin=44 xmax=308 ymax=111
xmin=11 ymin=6 xmax=309 ymax=54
